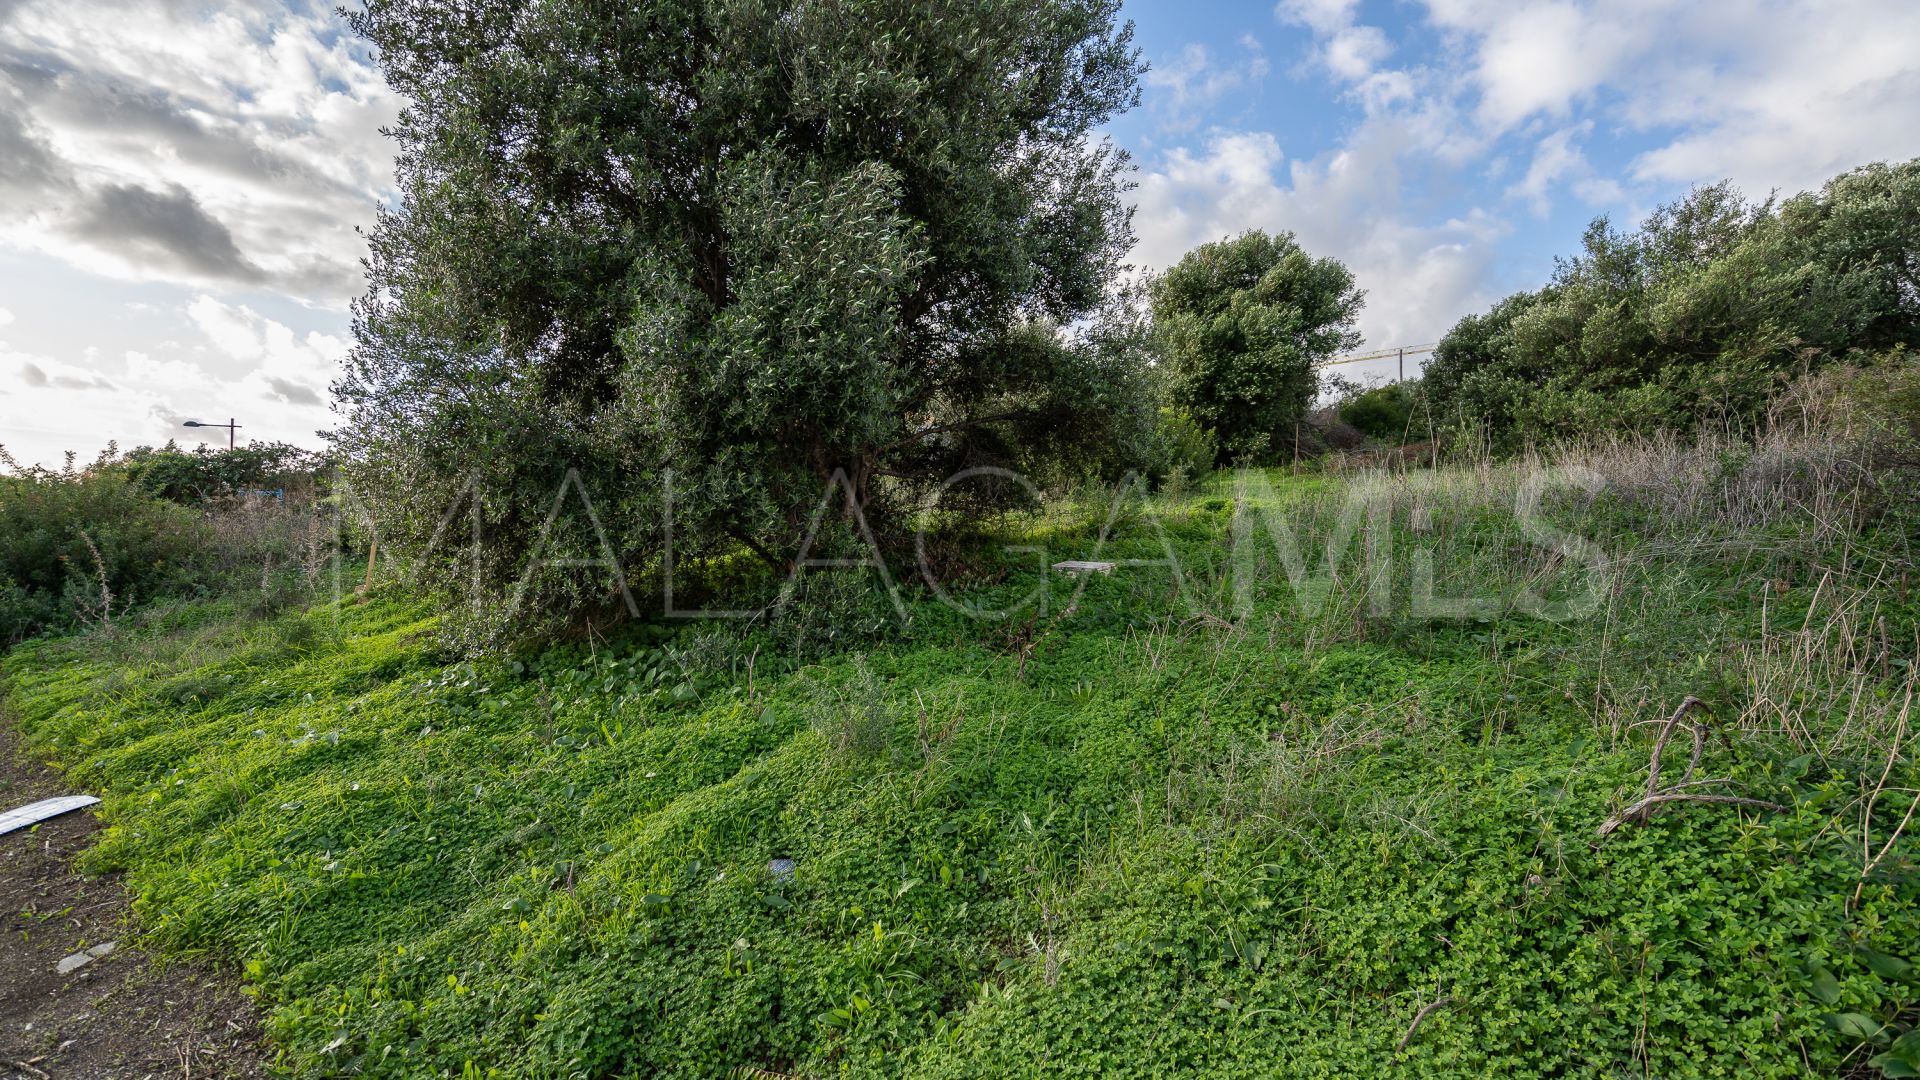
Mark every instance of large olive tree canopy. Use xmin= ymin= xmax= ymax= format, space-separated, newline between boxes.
xmin=334 ymin=0 xmax=1144 ymax=637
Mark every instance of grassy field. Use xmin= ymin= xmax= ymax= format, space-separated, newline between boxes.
xmin=4 ymin=445 xmax=1918 ymax=1077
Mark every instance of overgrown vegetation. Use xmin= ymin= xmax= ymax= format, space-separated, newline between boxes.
xmin=7 ymin=361 xmax=1918 ymax=1076
xmin=1425 ymin=161 xmax=1920 ymax=450
xmin=117 ymin=440 xmax=329 ymax=505
xmin=0 ymin=444 xmax=336 ymax=644
xmin=6 ymin=6 xmax=1920 ymax=1077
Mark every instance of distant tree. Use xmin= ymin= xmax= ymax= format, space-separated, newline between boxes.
xmin=117 ymin=441 xmax=328 ymax=504
xmin=1337 ymin=381 xmax=1425 ymax=443
xmin=335 ymin=0 xmax=1145 ymax=643
xmin=1150 ymin=231 xmax=1363 ymax=462
xmin=1426 ymin=160 xmax=1920 ymax=450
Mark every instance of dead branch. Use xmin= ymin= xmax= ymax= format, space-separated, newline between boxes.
xmin=1596 ymin=793 xmax=1790 ymax=839
xmin=1645 ymin=696 xmax=1707 ymax=796
xmin=1395 ymin=996 xmax=1457 ymax=1053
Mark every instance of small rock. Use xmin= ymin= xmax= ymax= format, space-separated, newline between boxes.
xmin=55 ymin=941 xmax=116 ymax=975
xmin=767 ymin=858 xmax=796 ymax=881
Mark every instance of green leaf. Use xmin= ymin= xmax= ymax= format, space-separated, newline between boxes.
xmin=1859 ymin=948 xmax=1916 ymax=982
xmin=1810 ymin=965 xmax=1843 ymax=1004
xmin=1869 ymin=1049 xmax=1920 ymax=1078
xmin=1826 ymin=1012 xmax=1891 ymax=1045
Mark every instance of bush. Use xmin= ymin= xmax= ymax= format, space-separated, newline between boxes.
xmin=1337 ymin=381 xmax=1426 ymax=443
xmin=0 ymin=448 xmax=342 ymax=645
xmin=0 ymin=453 xmax=212 ymax=643
xmin=1774 ymin=348 xmax=1920 ymax=487
xmin=1427 ymin=160 xmax=1920 ymax=451
xmin=1144 ymin=408 xmax=1217 ymax=490
xmin=118 ymin=441 xmax=329 ymax=505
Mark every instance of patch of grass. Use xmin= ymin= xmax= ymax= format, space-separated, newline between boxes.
xmin=5 ymin=448 xmax=1918 ymax=1078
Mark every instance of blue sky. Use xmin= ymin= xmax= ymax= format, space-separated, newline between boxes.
xmin=3 ymin=0 xmax=1917 ymax=465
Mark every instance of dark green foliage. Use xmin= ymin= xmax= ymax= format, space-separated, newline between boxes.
xmin=0 ymin=447 xmax=342 ymax=645
xmin=334 ymin=0 xmax=1148 ymax=645
xmin=0 ymin=452 xmax=209 ymax=642
xmin=1143 ymin=408 xmax=1218 ymax=489
xmin=1337 ymin=381 xmax=1426 ymax=443
xmin=1151 ymin=230 xmax=1364 ymax=463
xmin=117 ymin=441 xmax=329 ymax=505
xmin=1427 ymin=161 xmax=1920 ymax=450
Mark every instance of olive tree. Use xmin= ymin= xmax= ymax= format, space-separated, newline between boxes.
xmin=1150 ymin=231 xmax=1363 ymax=463
xmin=334 ymin=0 xmax=1144 ymax=641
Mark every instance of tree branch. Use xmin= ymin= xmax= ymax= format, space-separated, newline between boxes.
xmin=878 ymin=410 xmax=1032 ymax=455
xmin=727 ymin=526 xmax=787 ymax=575
xmin=1595 ymin=794 xmax=1789 ymax=839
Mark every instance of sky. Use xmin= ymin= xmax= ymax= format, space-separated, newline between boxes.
xmin=3 ymin=0 xmax=1918 ymax=466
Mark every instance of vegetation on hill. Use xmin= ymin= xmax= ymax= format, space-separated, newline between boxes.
xmin=0 ymin=444 xmax=333 ymax=644
xmin=5 ymin=360 xmax=1919 ymax=1076
xmin=1424 ymin=162 xmax=1920 ymax=450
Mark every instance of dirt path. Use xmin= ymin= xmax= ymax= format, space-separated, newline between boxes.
xmin=0 ymin=722 xmax=265 ymax=1079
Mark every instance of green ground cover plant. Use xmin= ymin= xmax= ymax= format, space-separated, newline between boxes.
xmin=5 ymin=416 xmax=1918 ymax=1077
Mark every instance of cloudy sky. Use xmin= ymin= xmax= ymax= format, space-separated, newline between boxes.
xmin=3 ymin=0 xmax=1917 ymax=465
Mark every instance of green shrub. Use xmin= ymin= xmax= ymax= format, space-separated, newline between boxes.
xmin=0 ymin=449 xmax=343 ymax=645
xmin=117 ymin=441 xmax=329 ymax=505
xmin=1145 ymin=408 xmax=1217 ymax=490
xmin=0 ymin=454 xmax=212 ymax=642
xmin=1337 ymin=381 xmax=1426 ymax=442
xmin=1427 ymin=161 xmax=1920 ymax=451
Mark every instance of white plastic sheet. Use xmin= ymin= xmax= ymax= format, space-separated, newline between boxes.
xmin=0 ymin=794 xmax=100 ymax=837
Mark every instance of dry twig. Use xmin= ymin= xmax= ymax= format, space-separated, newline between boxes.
xmin=1396 ymin=996 xmax=1457 ymax=1053
xmin=1597 ymin=696 xmax=1789 ymax=839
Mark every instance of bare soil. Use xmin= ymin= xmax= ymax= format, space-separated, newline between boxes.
xmin=0 ymin=722 xmax=266 ymax=1080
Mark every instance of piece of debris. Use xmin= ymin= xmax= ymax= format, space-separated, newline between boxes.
xmin=767 ymin=858 xmax=796 ymax=882
xmin=1051 ymin=560 xmax=1116 ymax=575
xmin=0 ymin=795 xmax=101 ymax=838
xmin=55 ymin=941 xmax=117 ymax=976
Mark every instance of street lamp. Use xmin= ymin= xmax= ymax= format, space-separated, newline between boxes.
xmin=183 ymin=417 xmax=241 ymax=450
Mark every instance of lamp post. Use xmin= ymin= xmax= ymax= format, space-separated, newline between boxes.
xmin=183 ymin=417 xmax=241 ymax=450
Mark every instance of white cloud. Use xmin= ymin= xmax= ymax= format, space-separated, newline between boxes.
xmin=0 ymin=307 xmax=12 ymax=326
xmin=1277 ymin=0 xmax=1399 ymax=86
xmin=1276 ymin=0 xmax=1362 ymax=37
xmin=1132 ymin=127 xmax=1505 ymax=349
xmin=1452 ymin=3 xmax=1629 ymax=131
xmin=1424 ymin=0 xmax=1920 ymax=195
xmin=1506 ymin=122 xmax=1622 ymax=215
xmin=1322 ymin=27 xmax=1392 ymax=81
xmin=1144 ymin=42 xmax=1271 ymax=131
xmin=0 ymin=0 xmax=397 ymax=306
xmin=187 ymin=294 xmax=347 ymax=408
xmin=0 ymin=296 xmax=345 ymax=463
xmin=6 ymin=348 xmax=115 ymax=391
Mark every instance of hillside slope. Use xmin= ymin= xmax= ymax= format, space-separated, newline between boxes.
xmin=5 ymin=459 xmax=1917 ymax=1077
